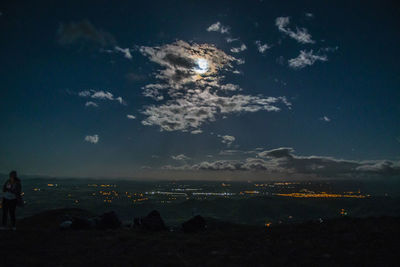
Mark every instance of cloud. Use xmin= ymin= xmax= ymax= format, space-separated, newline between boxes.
xmin=114 ymin=46 xmax=132 ymax=59
xmin=78 ymin=91 xmax=91 ymax=97
xmin=230 ymin=44 xmax=247 ymax=53
xmin=355 ymin=160 xmax=400 ymax=173
xmin=141 ymin=84 xmax=168 ymax=101
xmin=85 ymin=101 xmax=98 ymax=107
xmin=191 ymin=129 xmax=203 ymax=134
xmin=288 ymin=50 xmax=327 ymax=69
xmin=255 ymin=41 xmax=271 ymax=53
xmin=232 ymin=70 xmax=242 ymax=75
xmin=219 ymin=135 xmax=235 ymax=147
xmin=305 ymin=13 xmax=314 ymax=18
xmin=91 ymin=91 xmax=114 ymax=100
xmin=257 ymin=147 xmax=294 ymax=158
xmin=206 ymin=22 xmax=230 ymax=34
xmin=84 ymin=134 xmax=99 ymax=144
xmin=219 ymin=150 xmax=242 ymax=156
xmin=163 ymin=147 xmax=400 ymax=176
xmin=139 ymin=40 xmax=290 ymax=132
xmin=220 ymin=83 xmax=241 ymax=91
xmin=320 ymin=116 xmax=331 ymax=122
xmin=78 ymin=90 xmax=126 ymax=105
xmin=172 ymin=154 xmax=191 ymax=161
xmin=57 ymin=20 xmax=116 ymax=47
xmin=141 ymin=93 xmax=288 ymax=132
xmin=127 ymin=114 xmax=136 ymax=119
xmin=254 ymin=147 xmax=400 ymax=176
xmin=275 ymin=16 xmax=315 ymax=44
xmin=226 ymin=37 xmax=239 ymax=43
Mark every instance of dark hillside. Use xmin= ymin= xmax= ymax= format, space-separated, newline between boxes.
xmin=0 ymin=209 xmax=399 ymax=266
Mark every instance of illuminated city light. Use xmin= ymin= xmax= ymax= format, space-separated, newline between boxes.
xmin=340 ymin=209 xmax=348 ymax=216
xmin=192 ymin=192 xmax=235 ymax=196
xmin=243 ymin=191 xmax=260 ymax=194
xmin=275 ymin=192 xmax=368 ymax=198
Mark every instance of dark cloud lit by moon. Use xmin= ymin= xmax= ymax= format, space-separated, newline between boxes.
xmin=139 ymin=41 xmax=290 ymax=132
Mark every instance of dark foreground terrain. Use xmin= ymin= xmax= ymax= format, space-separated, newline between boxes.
xmin=0 ymin=209 xmax=399 ymax=267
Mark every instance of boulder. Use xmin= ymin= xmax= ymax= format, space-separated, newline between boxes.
xmin=59 ymin=220 xmax=72 ymax=230
xmin=71 ymin=217 xmax=92 ymax=230
xmin=182 ymin=215 xmax=206 ymax=233
xmin=141 ymin=210 xmax=167 ymax=231
xmin=97 ymin=211 xmax=121 ymax=230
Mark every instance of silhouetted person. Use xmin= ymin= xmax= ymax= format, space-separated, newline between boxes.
xmin=1 ymin=171 xmax=22 ymax=230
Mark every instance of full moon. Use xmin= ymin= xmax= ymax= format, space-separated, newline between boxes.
xmin=194 ymin=58 xmax=209 ymax=74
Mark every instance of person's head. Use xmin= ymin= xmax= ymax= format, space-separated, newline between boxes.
xmin=9 ymin=170 xmax=17 ymax=180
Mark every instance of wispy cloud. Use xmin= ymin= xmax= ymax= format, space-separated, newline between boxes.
xmin=320 ymin=116 xmax=331 ymax=122
xmin=78 ymin=90 xmax=126 ymax=105
xmin=163 ymin=147 xmax=400 ymax=177
xmin=219 ymin=135 xmax=236 ymax=147
xmin=126 ymin=114 xmax=136 ymax=119
xmin=226 ymin=37 xmax=239 ymax=43
xmin=114 ymin=46 xmax=132 ymax=59
xmin=206 ymin=22 xmax=230 ymax=34
xmin=275 ymin=16 xmax=315 ymax=44
xmin=91 ymin=91 xmax=115 ymax=101
xmin=139 ymin=40 xmax=290 ymax=132
xmin=230 ymin=44 xmax=247 ymax=53
xmin=172 ymin=154 xmax=191 ymax=161
xmin=191 ymin=129 xmax=203 ymax=135
xmin=220 ymin=83 xmax=241 ymax=91
xmin=288 ymin=50 xmax=327 ymax=69
xmin=255 ymin=41 xmax=271 ymax=53
xmin=219 ymin=150 xmax=242 ymax=156
xmin=141 ymin=84 xmax=168 ymax=101
xmin=85 ymin=101 xmax=98 ymax=107
xmin=84 ymin=134 xmax=99 ymax=144
xmin=305 ymin=13 xmax=314 ymax=18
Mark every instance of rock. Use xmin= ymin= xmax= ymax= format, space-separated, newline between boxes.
xmin=141 ymin=210 xmax=167 ymax=231
xmin=97 ymin=211 xmax=121 ymax=230
xmin=182 ymin=215 xmax=206 ymax=233
xmin=59 ymin=220 xmax=72 ymax=230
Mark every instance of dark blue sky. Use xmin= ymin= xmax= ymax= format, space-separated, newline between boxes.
xmin=1 ymin=0 xmax=399 ymax=179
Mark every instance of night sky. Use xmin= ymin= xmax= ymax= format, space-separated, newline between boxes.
xmin=1 ymin=0 xmax=399 ymax=179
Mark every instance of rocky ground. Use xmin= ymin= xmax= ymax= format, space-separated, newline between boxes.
xmin=0 ymin=208 xmax=399 ymax=266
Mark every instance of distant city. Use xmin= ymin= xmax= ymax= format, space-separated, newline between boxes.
xmin=6 ymin=177 xmax=398 ymax=226
xmin=27 ymin=180 xmax=370 ymax=207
